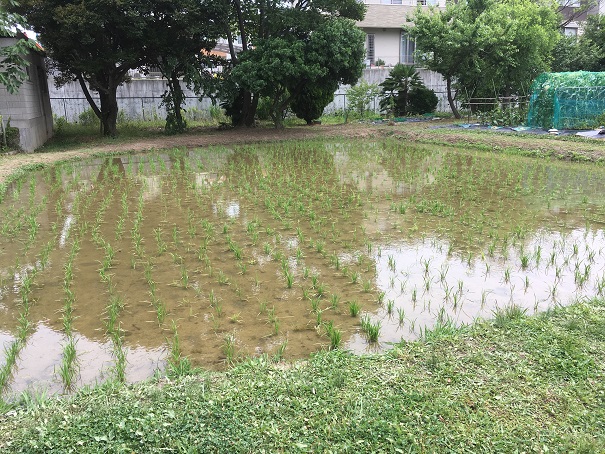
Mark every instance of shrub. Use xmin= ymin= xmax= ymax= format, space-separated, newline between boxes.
xmin=347 ymin=80 xmax=380 ymax=118
xmin=0 ymin=117 xmax=20 ymax=151
xmin=78 ymin=108 xmax=99 ymax=126
xmin=53 ymin=115 xmax=68 ymax=135
xmin=408 ymin=87 xmax=438 ymax=115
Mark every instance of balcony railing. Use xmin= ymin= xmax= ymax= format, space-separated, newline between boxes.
xmin=362 ymin=0 xmax=444 ymax=6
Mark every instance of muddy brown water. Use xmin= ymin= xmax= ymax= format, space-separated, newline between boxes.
xmin=1 ymin=138 xmax=605 ymax=395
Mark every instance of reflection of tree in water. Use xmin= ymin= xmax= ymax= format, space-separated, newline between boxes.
xmin=96 ymin=157 xmax=126 ymax=183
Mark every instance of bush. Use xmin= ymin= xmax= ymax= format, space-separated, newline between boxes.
xmin=0 ymin=117 xmax=20 ymax=151
xmin=407 ymin=87 xmax=438 ymax=115
xmin=347 ymin=80 xmax=380 ymax=118
xmin=478 ymin=105 xmax=528 ymax=127
xmin=78 ymin=108 xmax=99 ymax=126
xmin=291 ymin=84 xmax=336 ymax=124
xmin=53 ymin=115 xmax=68 ymax=135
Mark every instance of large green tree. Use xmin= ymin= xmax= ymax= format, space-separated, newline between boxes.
xmin=552 ymin=14 xmax=605 ymax=72
xmin=11 ymin=0 xmax=223 ymax=136
xmin=12 ymin=0 xmax=156 ymax=136
xmin=406 ymin=0 xmax=559 ymax=118
xmin=142 ymin=0 xmax=225 ymax=134
xmin=222 ymin=0 xmax=366 ymax=127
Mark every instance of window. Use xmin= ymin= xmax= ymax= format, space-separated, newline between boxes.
xmin=401 ymin=33 xmax=415 ymax=65
xmin=367 ymin=34 xmax=375 ymax=65
xmin=381 ymin=0 xmax=403 ymax=3
xmin=564 ymin=27 xmax=578 ymax=36
xmin=563 ymin=0 xmax=581 ymax=7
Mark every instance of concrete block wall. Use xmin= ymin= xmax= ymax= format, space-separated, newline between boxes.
xmin=0 ymin=41 xmax=53 ymax=151
xmin=50 ymin=79 xmax=215 ymax=123
xmin=325 ymin=67 xmax=452 ymax=114
xmin=50 ymin=66 xmax=454 ymax=123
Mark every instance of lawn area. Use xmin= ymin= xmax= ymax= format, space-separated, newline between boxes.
xmin=0 ymin=299 xmax=603 ymax=452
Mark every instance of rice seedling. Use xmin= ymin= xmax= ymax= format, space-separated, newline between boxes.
xmin=329 ymin=294 xmax=340 ymax=310
xmin=362 ymin=280 xmax=372 ymax=293
xmin=217 ymin=270 xmax=229 ymax=285
xmin=397 ymin=307 xmax=405 ymax=325
xmin=180 ymin=266 xmax=189 ymax=288
xmin=315 ymin=282 xmax=326 ymax=297
xmin=57 ymin=339 xmax=79 ymax=391
xmin=386 ymin=299 xmax=394 ymax=315
xmin=324 ymin=321 xmax=342 ymax=349
xmin=283 ymin=267 xmax=294 ymax=289
xmin=348 ymin=300 xmax=360 ymax=317
xmin=360 ymin=315 xmax=381 ymax=343
xmin=222 ymin=333 xmax=236 ymax=364
xmin=273 ymin=339 xmax=288 ymax=362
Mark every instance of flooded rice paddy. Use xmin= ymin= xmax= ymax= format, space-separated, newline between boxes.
xmin=1 ymin=138 xmax=605 ymax=395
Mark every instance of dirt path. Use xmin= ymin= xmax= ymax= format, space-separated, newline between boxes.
xmin=2 ymin=121 xmax=604 ymax=187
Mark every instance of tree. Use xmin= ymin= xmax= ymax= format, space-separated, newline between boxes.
xmin=142 ymin=0 xmax=225 ymax=134
xmin=379 ymin=64 xmax=423 ymax=116
xmin=551 ymin=35 xmax=604 ymax=72
xmin=291 ymin=82 xmax=338 ymax=125
xmin=222 ymin=0 xmax=366 ymax=127
xmin=577 ymin=15 xmax=605 ymax=71
xmin=406 ymin=0 xmax=559 ymax=118
xmin=0 ymin=0 xmax=36 ymax=94
xmin=11 ymin=0 xmax=223 ymax=137
xmin=346 ymin=80 xmax=381 ymax=118
xmin=11 ymin=0 xmax=154 ymax=136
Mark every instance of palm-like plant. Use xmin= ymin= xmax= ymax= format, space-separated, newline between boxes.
xmin=379 ymin=64 xmax=423 ymax=116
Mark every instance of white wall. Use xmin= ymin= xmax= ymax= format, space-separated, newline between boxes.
xmin=326 ymin=68 xmax=452 ymax=114
xmin=365 ymin=28 xmax=402 ymax=67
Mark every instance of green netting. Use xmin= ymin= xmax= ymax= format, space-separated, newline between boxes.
xmin=526 ymin=71 xmax=605 ymax=129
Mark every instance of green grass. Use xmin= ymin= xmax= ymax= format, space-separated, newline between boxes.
xmin=1 ymin=298 xmax=604 ymax=452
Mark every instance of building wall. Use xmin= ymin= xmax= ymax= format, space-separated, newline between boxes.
xmin=0 ymin=37 xmax=53 ymax=151
xmin=364 ymin=28 xmax=403 ymax=67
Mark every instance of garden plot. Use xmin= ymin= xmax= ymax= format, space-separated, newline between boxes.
xmin=1 ymin=138 xmax=604 ymax=395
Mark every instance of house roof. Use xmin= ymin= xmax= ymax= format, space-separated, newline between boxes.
xmin=356 ymin=4 xmax=416 ymax=29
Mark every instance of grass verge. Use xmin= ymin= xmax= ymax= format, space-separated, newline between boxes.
xmin=1 ymin=298 xmax=604 ymax=452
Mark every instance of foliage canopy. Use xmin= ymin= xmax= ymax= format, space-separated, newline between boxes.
xmin=406 ymin=0 xmax=560 ymax=118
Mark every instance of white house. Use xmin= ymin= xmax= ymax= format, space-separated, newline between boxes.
xmin=354 ymin=0 xmax=450 ymax=111
xmin=356 ymin=0 xmax=446 ymax=68
xmin=0 ymin=33 xmax=53 ymax=152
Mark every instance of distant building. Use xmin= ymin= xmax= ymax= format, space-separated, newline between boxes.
xmin=356 ymin=0 xmax=446 ymax=67
xmin=558 ymin=0 xmax=605 ymax=36
xmin=0 ymin=32 xmax=53 ymax=152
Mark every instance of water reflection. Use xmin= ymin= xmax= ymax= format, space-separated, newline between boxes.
xmin=1 ymin=139 xmax=605 ymax=396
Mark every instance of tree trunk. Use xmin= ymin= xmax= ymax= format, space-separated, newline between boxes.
xmin=235 ymin=90 xmax=259 ymax=127
xmin=98 ymin=84 xmax=119 ymax=137
xmin=170 ymin=71 xmax=186 ymax=131
xmin=77 ymin=74 xmax=102 ymax=120
xmin=447 ymin=77 xmax=461 ymax=119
